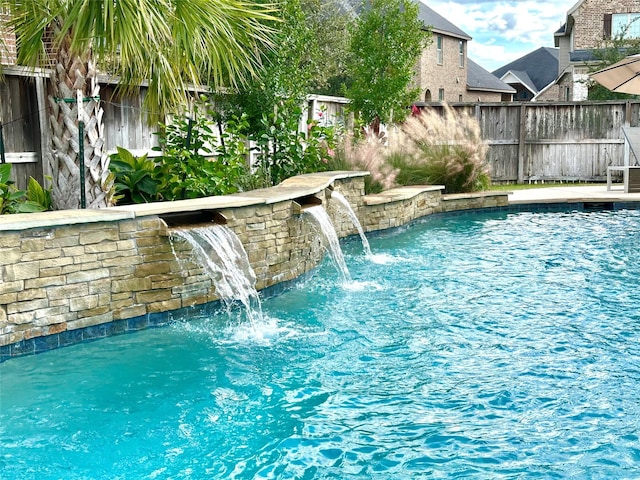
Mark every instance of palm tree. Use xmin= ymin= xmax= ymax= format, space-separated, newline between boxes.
xmin=1 ymin=0 xmax=275 ymax=209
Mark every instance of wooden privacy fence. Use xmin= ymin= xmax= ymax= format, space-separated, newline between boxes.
xmin=443 ymin=101 xmax=640 ymax=183
xmin=2 ymin=68 xmax=640 ymax=188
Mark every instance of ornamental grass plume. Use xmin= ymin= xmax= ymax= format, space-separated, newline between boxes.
xmin=387 ymin=104 xmax=491 ymax=193
xmin=329 ymin=132 xmax=398 ymax=193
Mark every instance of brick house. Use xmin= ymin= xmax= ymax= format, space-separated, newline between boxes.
xmin=415 ymin=1 xmax=514 ymax=103
xmin=552 ymin=0 xmax=640 ymax=100
xmin=0 ymin=9 xmax=16 ymax=65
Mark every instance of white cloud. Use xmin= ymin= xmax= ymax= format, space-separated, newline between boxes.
xmin=467 ymin=41 xmax=531 ymax=72
xmin=426 ymin=0 xmax=575 ymax=70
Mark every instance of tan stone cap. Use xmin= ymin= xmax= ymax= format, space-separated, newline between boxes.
xmin=441 ymin=191 xmax=512 ymax=201
xmin=0 ymin=171 xmax=370 ymax=231
xmin=0 ymin=209 xmax=134 ymax=232
xmin=363 ymin=185 xmax=445 ymax=206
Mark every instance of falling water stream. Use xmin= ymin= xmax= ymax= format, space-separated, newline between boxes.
xmin=171 ymin=225 xmax=263 ymax=326
xmin=330 ymin=191 xmax=372 ymax=256
xmin=304 ymin=205 xmax=352 ymax=282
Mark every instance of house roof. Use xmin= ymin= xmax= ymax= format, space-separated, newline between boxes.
xmin=416 ymin=0 xmax=472 ymax=40
xmin=492 ymin=47 xmax=559 ymax=92
xmin=466 ymin=59 xmax=516 ymax=93
xmin=500 ymin=71 xmax=538 ymax=94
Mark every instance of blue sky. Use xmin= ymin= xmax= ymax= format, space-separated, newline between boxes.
xmin=424 ymin=0 xmax=577 ymax=72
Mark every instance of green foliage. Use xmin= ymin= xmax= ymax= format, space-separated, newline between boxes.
xmin=0 ymin=164 xmax=51 ymax=214
xmin=2 ymin=0 xmax=277 ymax=122
xmin=210 ymin=0 xmax=345 ymax=186
xmin=252 ymin=100 xmax=340 ymax=185
xmin=154 ymin=104 xmax=251 ymax=201
xmin=389 ymin=144 xmax=491 ymax=193
xmin=203 ymin=0 xmax=351 ymax=187
xmin=303 ymin=0 xmax=354 ymax=96
xmin=346 ymin=0 xmax=430 ymax=126
xmin=109 ymin=147 xmax=159 ymax=204
xmin=26 ymin=175 xmax=52 ymax=211
xmin=216 ymin=0 xmax=317 ymax=133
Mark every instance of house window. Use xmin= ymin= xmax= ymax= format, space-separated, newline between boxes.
xmin=438 ymin=88 xmax=445 ymax=101
xmin=459 ymin=41 xmax=464 ymax=67
xmin=425 ymin=89 xmax=432 ymax=102
xmin=458 ymin=94 xmax=463 ymax=102
xmin=609 ymin=13 xmax=640 ymax=38
xmin=436 ymin=35 xmax=443 ymax=65
xmin=564 ymin=86 xmax=571 ymax=101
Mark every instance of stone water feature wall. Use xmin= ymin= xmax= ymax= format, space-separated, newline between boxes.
xmin=0 ymin=172 xmax=509 ymax=360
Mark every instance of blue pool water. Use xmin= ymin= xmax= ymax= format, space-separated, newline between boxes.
xmin=2 ymin=209 xmax=640 ymax=479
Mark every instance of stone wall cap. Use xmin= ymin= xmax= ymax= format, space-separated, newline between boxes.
xmin=109 ymin=195 xmax=266 ymax=216
xmin=363 ymin=185 xmax=444 ymax=205
xmin=0 ymin=209 xmax=135 ymax=231
xmin=442 ymin=191 xmax=511 ymax=201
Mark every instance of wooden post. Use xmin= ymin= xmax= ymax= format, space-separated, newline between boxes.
xmin=517 ymin=103 xmax=526 ymax=184
xmin=35 ymin=76 xmax=51 ymax=181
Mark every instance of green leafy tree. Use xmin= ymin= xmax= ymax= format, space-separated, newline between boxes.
xmin=217 ymin=0 xmax=317 ymax=132
xmin=212 ymin=0 xmax=343 ymax=186
xmin=588 ymin=22 xmax=640 ymax=100
xmin=304 ymin=0 xmax=354 ymax=96
xmin=1 ymin=0 xmax=275 ymax=209
xmin=346 ymin=0 xmax=430 ymax=127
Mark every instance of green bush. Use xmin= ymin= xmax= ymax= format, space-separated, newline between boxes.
xmin=0 ymin=164 xmax=52 ymax=214
xmin=154 ymin=104 xmax=252 ymax=201
xmin=109 ymin=147 xmax=159 ymax=204
xmin=252 ymin=101 xmax=340 ymax=186
xmin=109 ymin=97 xmax=344 ymax=204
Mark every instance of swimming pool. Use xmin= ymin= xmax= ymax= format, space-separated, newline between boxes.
xmin=1 ymin=208 xmax=640 ymax=479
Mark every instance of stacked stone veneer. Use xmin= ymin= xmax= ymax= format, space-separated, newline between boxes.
xmin=0 ymin=172 xmax=509 ymax=359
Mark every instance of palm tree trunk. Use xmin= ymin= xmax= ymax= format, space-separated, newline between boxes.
xmin=46 ymin=33 xmax=113 ymax=209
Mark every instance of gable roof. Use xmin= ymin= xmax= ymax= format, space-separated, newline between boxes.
xmin=467 ymin=59 xmax=516 ymax=93
xmin=492 ymin=47 xmax=559 ymax=92
xmin=500 ymin=71 xmax=538 ymax=94
xmin=416 ymin=0 xmax=471 ymax=40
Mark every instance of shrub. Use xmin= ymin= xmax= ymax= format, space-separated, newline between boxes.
xmin=389 ymin=105 xmax=490 ymax=193
xmin=154 ymin=108 xmax=251 ymax=200
xmin=109 ymin=147 xmax=159 ymax=204
xmin=327 ymin=132 xmax=398 ymax=193
xmin=0 ymin=164 xmax=52 ymax=214
xmin=252 ymin=100 xmax=341 ymax=186
xmin=335 ymin=105 xmax=490 ymax=194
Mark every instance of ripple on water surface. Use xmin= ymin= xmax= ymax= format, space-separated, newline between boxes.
xmin=2 ymin=209 xmax=640 ymax=479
